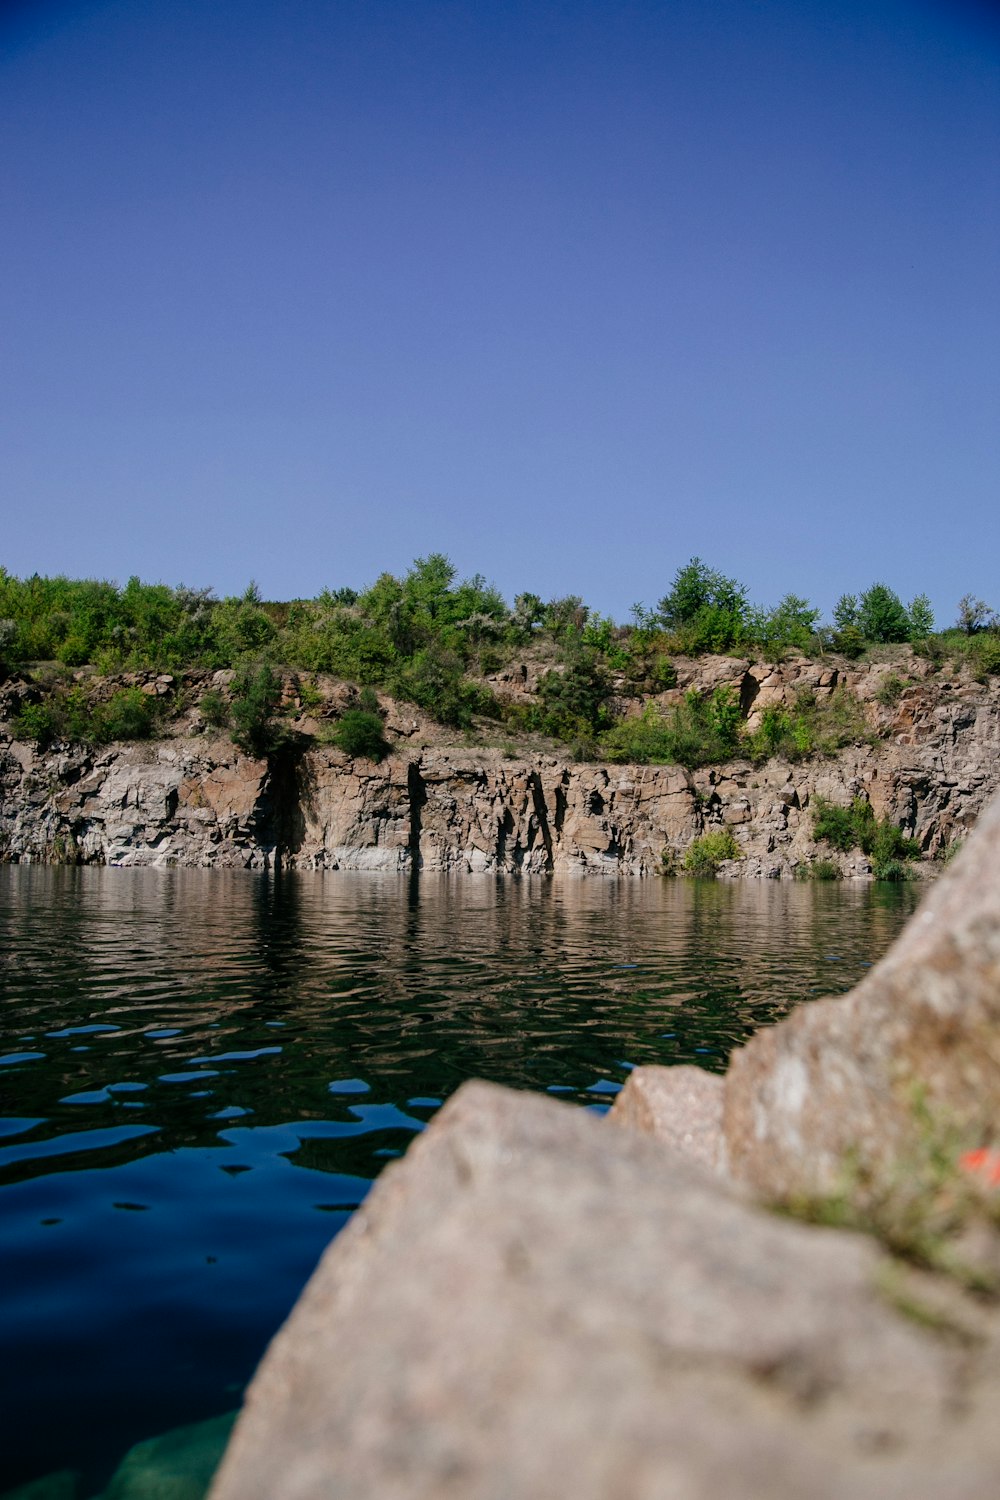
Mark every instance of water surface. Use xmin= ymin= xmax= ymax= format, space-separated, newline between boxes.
xmin=0 ymin=866 xmax=919 ymax=1495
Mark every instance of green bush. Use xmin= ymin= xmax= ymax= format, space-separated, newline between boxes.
xmin=969 ymin=634 xmax=1000 ymax=681
xmin=530 ymin=654 xmax=610 ymax=741
xmin=832 ymin=624 xmax=866 ymax=659
xmin=12 ymin=700 xmax=58 ymax=748
xmin=682 ymin=828 xmax=741 ymax=876
xmin=872 ymin=858 xmax=912 ymax=883
xmin=198 ymin=689 xmax=230 ymax=728
xmin=876 ymin=673 xmax=906 ymax=707
xmin=230 ymin=663 xmax=288 ymax=756
xmin=868 ymin=819 xmax=921 ymax=879
xmin=746 ymin=688 xmax=869 ymax=763
xmin=393 ymin=641 xmax=486 ymax=727
xmin=330 ymin=709 xmax=389 ymax=761
xmin=12 ymin=685 xmax=158 ymax=746
xmin=746 ymin=594 xmax=822 ymax=653
xmin=810 ymin=859 xmax=842 ymax=881
xmin=601 ymin=687 xmax=742 ymax=768
xmin=812 ymin=796 xmax=920 ymax=876
xmin=94 ymin=687 xmax=158 ymax=742
xmin=811 ymin=797 xmax=860 ymax=851
xmin=748 ymin=705 xmax=792 ymax=759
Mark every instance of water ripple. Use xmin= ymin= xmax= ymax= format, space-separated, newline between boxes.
xmin=0 ymin=863 xmax=919 ymax=1497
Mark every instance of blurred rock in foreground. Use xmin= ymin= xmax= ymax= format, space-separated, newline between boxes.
xmin=210 ymin=1082 xmax=1000 ymax=1500
xmin=723 ymin=786 xmax=1000 ymax=1200
xmin=209 ymin=791 xmax=1000 ymax=1499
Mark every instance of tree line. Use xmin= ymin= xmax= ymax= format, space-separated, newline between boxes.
xmin=1 ymin=556 xmax=997 ymax=755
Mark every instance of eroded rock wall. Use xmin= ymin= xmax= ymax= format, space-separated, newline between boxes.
xmin=1 ymin=654 xmax=997 ymax=874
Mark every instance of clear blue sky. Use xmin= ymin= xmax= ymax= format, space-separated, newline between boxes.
xmin=2 ymin=0 xmax=998 ymax=625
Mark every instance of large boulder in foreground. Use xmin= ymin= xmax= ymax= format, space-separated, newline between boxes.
xmin=724 ymin=788 xmax=1000 ymax=1200
xmin=608 ymin=1062 xmax=728 ymax=1175
xmin=209 ymin=1081 xmax=998 ymax=1500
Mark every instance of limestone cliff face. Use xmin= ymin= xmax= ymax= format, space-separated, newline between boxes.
xmin=1 ymin=654 xmax=997 ymax=875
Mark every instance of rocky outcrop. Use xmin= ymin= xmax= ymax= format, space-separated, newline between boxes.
xmin=1 ymin=653 xmax=997 ymax=874
xmin=209 ymin=1079 xmax=1000 ymax=1500
xmin=721 ymin=785 xmax=1000 ymax=1202
xmin=0 ymin=737 xmax=277 ymax=868
xmin=609 ymin=1064 xmax=728 ymax=1176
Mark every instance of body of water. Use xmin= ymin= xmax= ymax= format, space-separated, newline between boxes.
xmin=0 ymin=866 xmax=920 ymax=1496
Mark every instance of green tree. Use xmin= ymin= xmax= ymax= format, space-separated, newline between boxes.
xmin=956 ymin=594 xmax=996 ymax=635
xmin=907 ymin=594 xmax=934 ymax=640
xmin=856 ymin=584 xmax=911 ymax=644
xmin=833 ymin=594 xmax=859 ymax=630
xmin=750 ymin=594 xmax=821 ymax=652
xmin=656 ymin=559 xmax=748 ymax=652
xmin=230 ymin=663 xmax=288 ymax=756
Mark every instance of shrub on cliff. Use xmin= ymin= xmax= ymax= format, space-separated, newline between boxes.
xmin=969 ymin=633 xmax=1000 ymax=682
xmin=12 ymin=699 xmax=58 ymax=748
xmin=330 ymin=709 xmax=389 ymax=762
xmin=392 ymin=641 xmax=492 ymax=727
xmin=529 ymin=654 xmax=611 ymax=742
xmin=12 ymin=685 xmax=158 ymax=747
xmin=746 ymin=688 xmax=870 ymax=763
xmin=601 ymin=688 xmax=741 ymax=768
xmin=93 ymin=687 xmax=158 ymax=742
xmin=812 ymin=796 xmax=920 ymax=878
xmin=198 ymin=689 xmax=230 ymax=729
xmin=230 ymin=663 xmax=289 ymax=757
xmin=682 ymin=829 xmax=741 ymax=876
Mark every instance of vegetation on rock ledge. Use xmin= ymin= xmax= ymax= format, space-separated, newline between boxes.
xmin=2 ymin=557 xmax=997 ymax=775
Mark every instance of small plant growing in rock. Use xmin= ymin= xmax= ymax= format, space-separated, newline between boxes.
xmin=198 ymin=689 xmax=230 ymax=729
xmin=296 ymin=677 xmax=324 ymax=712
xmin=12 ymin=700 xmax=57 ymax=749
xmin=94 ymin=687 xmax=158 ymax=742
xmin=810 ymin=860 xmax=841 ymax=881
xmin=789 ymin=1092 xmax=1000 ymax=1294
xmin=876 ymin=674 xmax=906 ymax=707
xmin=330 ymin=709 xmax=389 ymax=762
xmin=682 ymin=828 xmax=741 ymax=876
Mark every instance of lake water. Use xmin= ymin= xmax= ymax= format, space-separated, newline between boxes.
xmin=0 ymin=866 xmax=920 ymax=1497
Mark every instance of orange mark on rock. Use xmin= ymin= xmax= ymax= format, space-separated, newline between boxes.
xmin=959 ymin=1148 xmax=1000 ymax=1188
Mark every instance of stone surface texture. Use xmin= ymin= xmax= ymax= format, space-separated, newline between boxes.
xmin=209 ymin=1082 xmax=1000 ymax=1500
xmin=2 ymin=651 xmax=998 ymax=875
xmin=723 ymin=785 xmax=1000 ymax=1199
xmin=609 ymin=1064 xmax=728 ymax=1175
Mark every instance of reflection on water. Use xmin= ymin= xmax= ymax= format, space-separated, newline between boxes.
xmin=0 ymin=866 xmax=919 ymax=1495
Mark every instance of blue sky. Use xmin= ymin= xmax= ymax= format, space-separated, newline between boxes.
xmin=1 ymin=0 xmax=997 ymax=625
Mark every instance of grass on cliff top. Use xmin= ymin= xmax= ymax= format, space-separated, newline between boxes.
xmin=2 ymin=557 xmax=996 ymax=764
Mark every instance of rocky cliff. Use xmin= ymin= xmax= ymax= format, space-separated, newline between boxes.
xmin=2 ymin=651 xmax=997 ymax=875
